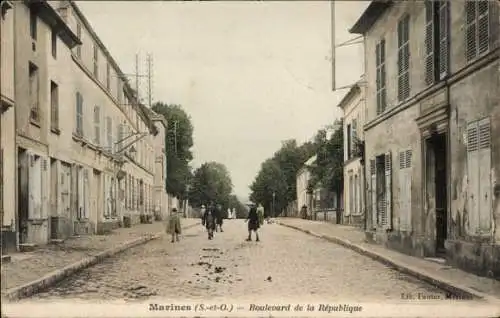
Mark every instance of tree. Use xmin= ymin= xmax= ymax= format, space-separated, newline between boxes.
xmin=309 ymin=119 xmax=344 ymax=204
xmin=152 ymin=102 xmax=194 ymax=198
xmin=189 ymin=162 xmax=233 ymax=209
xmin=249 ymin=158 xmax=288 ymax=216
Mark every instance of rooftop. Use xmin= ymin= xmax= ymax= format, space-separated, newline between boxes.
xmin=349 ymin=0 xmax=393 ymax=35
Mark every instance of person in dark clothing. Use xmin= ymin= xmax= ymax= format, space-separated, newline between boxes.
xmin=246 ymin=204 xmax=260 ymax=242
xmin=215 ymin=204 xmax=224 ymax=232
xmin=202 ymin=203 xmax=216 ymax=240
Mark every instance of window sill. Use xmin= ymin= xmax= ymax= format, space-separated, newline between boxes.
xmin=30 ymin=119 xmax=41 ymax=128
xmin=51 ymin=127 xmax=61 ymax=135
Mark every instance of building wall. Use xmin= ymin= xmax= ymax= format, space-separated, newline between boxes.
xmin=7 ymin=1 xmax=159 ymax=247
xmin=1 ymin=3 xmax=17 ymax=252
xmin=342 ymin=85 xmax=366 ymax=226
xmin=296 ymin=168 xmax=310 ymax=212
xmin=360 ymin=0 xmax=500 ymax=277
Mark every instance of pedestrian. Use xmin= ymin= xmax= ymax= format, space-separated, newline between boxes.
xmin=202 ymin=202 xmax=216 ymax=240
xmin=301 ymin=205 xmax=308 ymax=220
xmin=215 ymin=204 xmax=224 ymax=232
xmin=257 ymin=203 xmax=265 ymax=226
xmin=166 ymin=208 xmax=181 ymax=243
xmin=232 ymin=208 xmax=236 ymax=219
xmin=200 ymin=204 xmax=206 ymax=220
xmin=246 ymin=204 xmax=260 ymax=242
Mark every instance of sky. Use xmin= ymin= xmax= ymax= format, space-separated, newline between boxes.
xmin=76 ymin=1 xmax=369 ymax=201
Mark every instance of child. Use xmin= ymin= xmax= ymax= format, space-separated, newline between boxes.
xmin=166 ymin=208 xmax=182 ymax=243
xmin=246 ymin=204 xmax=260 ymax=242
xmin=202 ymin=204 xmax=216 ymax=240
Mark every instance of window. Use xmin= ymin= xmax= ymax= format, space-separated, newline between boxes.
xmin=351 ymin=119 xmax=357 ymax=158
xmin=51 ymin=29 xmax=57 ymax=58
xmin=93 ymin=44 xmax=98 ymax=78
xmin=93 ymin=106 xmax=100 ymax=145
xmin=50 ymin=81 xmax=59 ymax=131
xmin=106 ymin=116 xmax=113 ymax=151
xmin=467 ymin=118 xmax=492 ymax=234
xmin=397 ymin=15 xmax=410 ymax=101
xmin=370 ymin=152 xmax=392 ymax=229
xmin=106 ymin=63 xmax=111 ymax=90
xmin=375 ymin=39 xmax=387 ymax=114
xmin=75 ymin=92 xmax=83 ymax=136
xmin=465 ymin=1 xmax=491 ymax=62
xmin=424 ymin=1 xmax=450 ymax=86
xmin=354 ymin=174 xmax=359 ymax=215
xmin=29 ymin=63 xmax=39 ymax=122
xmin=30 ymin=7 xmax=37 ymax=40
xmin=398 ymin=149 xmax=412 ymax=231
xmin=349 ymin=174 xmax=354 ymax=215
xmin=76 ymin=22 xmax=82 ymax=58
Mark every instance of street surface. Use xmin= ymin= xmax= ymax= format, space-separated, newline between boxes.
xmin=30 ymin=220 xmax=448 ymax=303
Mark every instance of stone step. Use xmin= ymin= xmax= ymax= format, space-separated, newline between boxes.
xmin=50 ymin=239 xmax=65 ymax=244
xmin=1 ymin=255 xmax=12 ymax=263
xmin=19 ymin=243 xmax=37 ymax=252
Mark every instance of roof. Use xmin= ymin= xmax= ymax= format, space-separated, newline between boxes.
xmin=349 ymin=0 xmax=393 ymax=35
xmin=27 ymin=0 xmax=81 ymax=48
xmin=337 ymin=83 xmax=361 ymax=110
xmin=69 ymin=1 xmax=157 ymax=135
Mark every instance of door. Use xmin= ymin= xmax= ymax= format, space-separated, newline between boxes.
xmin=433 ymin=133 xmax=448 ymax=254
xmin=17 ymin=149 xmax=29 ymax=244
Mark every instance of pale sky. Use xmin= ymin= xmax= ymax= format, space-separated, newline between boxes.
xmin=76 ymin=1 xmax=369 ymax=200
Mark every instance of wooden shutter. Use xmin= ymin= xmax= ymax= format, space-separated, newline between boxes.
xmin=477 ymin=1 xmax=489 ymax=56
xmin=28 ymin=153 xmax=35 ymax=219
xmin=424 ymin=1 xmax=435 ymax=85
xmin=465 ymin=1 xmax=477 ymax=62
xmin=399 ymin=151 xmax=407 ymax=230
xmin=370 ymin=159 xmax=377 ymax=229
xmin=478 ymin=118 xmax=491 ymax=233
xmin=467 ymin=121 xmax=479 ymax=234
xmin=438 ymin=1 xmax=450 ymax=79
xmin=384 ymin=152 xmax=393 ymax=230
xmin=41 ymin=158 xmax=48 ymax=219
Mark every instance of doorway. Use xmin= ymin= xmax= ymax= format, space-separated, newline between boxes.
xmin=427 ymin=133 xmax=448 ymax=255
xmin=17 ymin=148 xmax=29 ymax=244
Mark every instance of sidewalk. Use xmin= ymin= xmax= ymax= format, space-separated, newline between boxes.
xmin=276 ymin=217 xmax=500 ymax=305
xmin=1 ymin=218 xmax=200 ymax=293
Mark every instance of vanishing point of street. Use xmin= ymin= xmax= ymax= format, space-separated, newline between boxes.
xmin=30 ymin=220 xmax=445 ymax=302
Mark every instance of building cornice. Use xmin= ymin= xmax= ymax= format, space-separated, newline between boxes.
xmin=26 ymin=0 xmax=81 ymax=48
xmin=349 ymin=0 xmax=393 ymax=35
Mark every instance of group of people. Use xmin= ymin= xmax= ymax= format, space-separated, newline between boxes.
xmin=166 ymin=202 xmax=268 ymax=243
xmin=201 ymin=202 xmax=224 ymax=240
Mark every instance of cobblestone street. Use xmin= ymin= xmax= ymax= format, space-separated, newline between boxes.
xmin=27 ymin=220 xmax=452 ymax=303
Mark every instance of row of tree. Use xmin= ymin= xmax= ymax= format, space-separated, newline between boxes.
xmin=249 ymin=120 xmax=344 ymax=216
xmin=152 ymin=102 xmax=247 ymax=218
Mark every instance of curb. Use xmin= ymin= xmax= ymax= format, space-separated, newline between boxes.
xmin=2 ymin=222 xmax=199 ymax=302
xmin=277 ymin=222 xmax=500 ymax=305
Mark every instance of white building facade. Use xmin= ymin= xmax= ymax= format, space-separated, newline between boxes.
xmin=339 ymin=81 xmax=366 ymax=227
xmin=5 ymin=0 xmax=165 ymax=250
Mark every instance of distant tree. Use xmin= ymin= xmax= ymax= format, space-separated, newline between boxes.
xmin=152 ymin=102 xmax=194 ymax=198
xmin=189 ymin=162 xmax=233 ymax=209
xmin=309 ymin=119 xmax=344 ymax=204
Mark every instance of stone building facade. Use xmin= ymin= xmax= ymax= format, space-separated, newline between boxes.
xmin=351 ymin=0 xmax=499 ymax=278
xmin=339 ymin=81 xmax=366 ymax=227
xmin=1 ymin=1 xmax=17 ymax=252
xmin=3 ymin=0 xmax=166 ymax=250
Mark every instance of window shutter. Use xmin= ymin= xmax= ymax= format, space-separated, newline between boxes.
xmin=478 ymin=118 xmax=491 ymax=233
xmin=466 ymin=122 xmax=479 ymax=234
xmin=384 ymin=152 xmax=392 ymax=230
xmin=27 ymin=153 xmax=35 ymax=219
xmin=399 ymin=151 xmax=407 ymax=230
xmin=405 ymin=150 xmax=412 ymax=231
xmin=465 ymin=1 xmax=477 ymax=62
xmin=438 ymin=1 xmax=450 ymax=79
xmin=424 ymin=1 xmax=435 ymax=85
xmin=370 ymin=159 xmax=377 ymax=229
xmin=477 ymin=1 xmax=489 ymax=56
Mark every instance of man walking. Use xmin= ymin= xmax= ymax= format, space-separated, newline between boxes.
xmin=246 ymin=204 xmax=260 ymax=242
xmin=166 ymin=208 xmax=181 ymax=243
xmin=215 ymin=204 xmax=224 ymax=232
xmin=202 ymin=202 xmax=216 ymax=240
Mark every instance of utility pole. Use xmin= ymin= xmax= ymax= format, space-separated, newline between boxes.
xmin=147 ymin=54 xmax=153 ymax=108
xmin=331 ymin=0 xmax=335 ymax=91
xmin=135 ymin=54 xmax=139 ymax=102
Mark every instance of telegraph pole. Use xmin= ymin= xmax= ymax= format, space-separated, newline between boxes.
xmin=147 ymin=54 xmax=153 ymax=108
xmin=135 ymin=54 xmax=139 ymax=101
